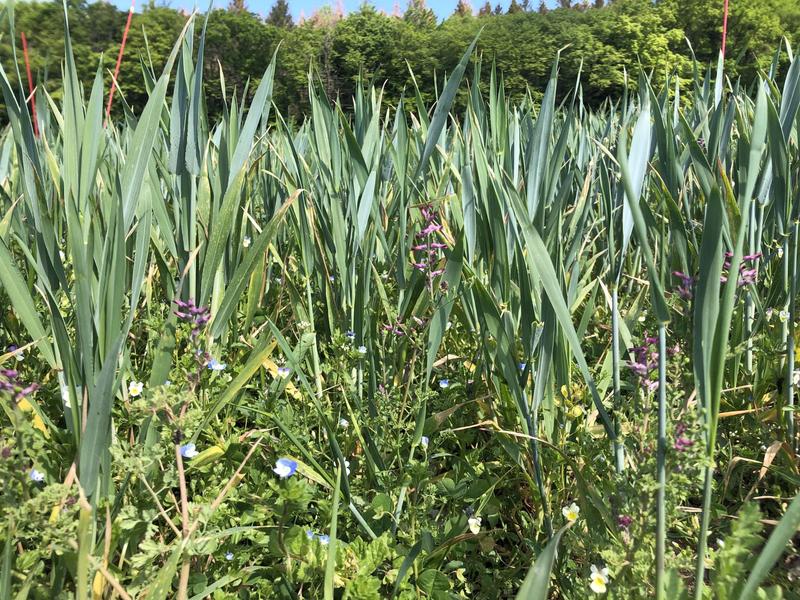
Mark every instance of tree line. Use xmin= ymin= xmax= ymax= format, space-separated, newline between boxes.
xmin=1 ymin=0 xmax=798 ymax=122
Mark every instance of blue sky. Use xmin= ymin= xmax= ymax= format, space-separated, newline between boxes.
xmin=109 ymin=0 xmax=559 ymax=21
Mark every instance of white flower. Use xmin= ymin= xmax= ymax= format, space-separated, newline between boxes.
xmin=225 ymin=551 xmax=234 ymax=561
xmin=128 ymin=381 xmax=144 ymax=397
xmin=779 ymin=310 xmax=790 ymax=323
xmin=339 ymin=418 xmax=349 ymax=429
xmin=344 ymin=459 xmax=351 ymax=476
xmin=357 ymin=345 xmax=367 ymax=355
xmin=242 ymin=236 xmax=251 ymax=248
xmin=420 ymin=436 xmax=429 ymax=448
xmin=562 ymin=502 xmax=580 ymax=523
xmin=589 ymin=565 xmax=609 ymax=594
xmin=277 ymin=366 xmax=291 ymax=379
xmin=59 ymin=250 xmax=66 ymax=262
xmin=793 ymin=370 xmax=800 ymax=387
xmin=29 ymin=468 xmax=45 ymax=482
xmin=12 ymin=349 xmax=24 ymax=362
xmin=439 ymin=379 xmax=449 ymax=389
xmin=468 ymin=516 xmax=482 ymax=535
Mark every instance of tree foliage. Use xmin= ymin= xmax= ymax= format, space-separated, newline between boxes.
xmin=0 ymin=0 xmax=798 ymax=121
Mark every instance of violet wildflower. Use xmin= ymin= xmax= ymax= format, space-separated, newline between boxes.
xmin=383 ymin=320 xmax=405 ymax=336
xmin=0 ymin=368 xmax=39 ymax=403
xmin=29 ymin=468 xmax=45 ymax=483
xmin=627 ymin=335 xmax=660 ymax=392
xmin=413 ymin=204 xmax=448 ymax=291
xmin=672 ymin=271 xmax=695 ymax=300
xmin=174 ymin=298 xmax=211 ymax=339
xmin=617 ymin=514 xmax=633 ymax=529
xmin=721 ymin=252 xmax=762 ymax=286
xmin=673 ymin=422 xmax=695 ymax=451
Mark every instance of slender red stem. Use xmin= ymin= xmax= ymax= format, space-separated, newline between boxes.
xmin=105 ymin=1 xmax=135 ymax=126
xmin=721 ymin=0 xmax=729 ymax=59
xmin=20 ymin=32 xmax=39 ymax=138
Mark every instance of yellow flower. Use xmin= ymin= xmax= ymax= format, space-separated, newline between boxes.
xmin=569 ymin=405 xmax=584 ymax=419
xmin=562 ymin=502 xmax=580 ymax=523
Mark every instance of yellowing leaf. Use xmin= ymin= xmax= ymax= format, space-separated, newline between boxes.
xmin=262 ymin=357 xmax=302 ymax=400
xmin=189 ymin=444 xmax=225 ymax=467
xmin=92 ymin=570 xmax=106 ymax=599
xmin=17 ymin=397 xmax=49 ymax=437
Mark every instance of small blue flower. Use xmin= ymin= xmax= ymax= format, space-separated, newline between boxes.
xmin=317 ymin=534 xmax=330 ymax=545
xmin=225 ymin=551 xmax=234 ymax=561
xmin=277 ymin=366 xmax=291 ymax=379
xmin=420 ymin=436 xmax=429 ymax=448
xmin=29 ymin=468 xmax=45 ymax=482
xmin=305 ymin=529 xmax=315 ymax=540
xmin=345 ymin=330 xmax=355 ymax=340
xmin=207 ymin=358 xmax=227 ymax=371
xmin=273 ymin=457 xmax=298 ymax=478
xmin=439 ymin=379 xmax=449 ymax=389
xmin=519 ymin=362 xmax=527 ymax=370
xmin=180 ymin=443 xmax=199 ymax=459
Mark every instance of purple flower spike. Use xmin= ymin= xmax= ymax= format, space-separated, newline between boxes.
xmin=174 ymin=298 xmax=211 ymax=339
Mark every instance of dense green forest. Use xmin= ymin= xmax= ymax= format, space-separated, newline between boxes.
xmin=2 ymin=0 xmax=799 ymax=120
